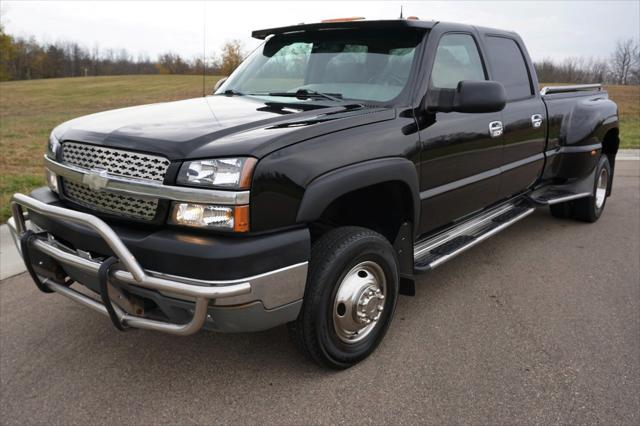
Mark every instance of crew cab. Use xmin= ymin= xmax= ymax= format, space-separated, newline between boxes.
xmin=9 ymin=18 xmax=620 ymax=369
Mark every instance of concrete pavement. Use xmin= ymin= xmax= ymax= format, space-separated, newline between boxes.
xmin=1 ymin=161 xmax=639 ymax=425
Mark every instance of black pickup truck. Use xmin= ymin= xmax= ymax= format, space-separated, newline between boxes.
xmin=10 ymin=18 xmax=620 ymax=369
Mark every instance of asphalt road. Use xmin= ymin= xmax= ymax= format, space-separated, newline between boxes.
xmin=1 ymin=161 xmax=639 ymax=425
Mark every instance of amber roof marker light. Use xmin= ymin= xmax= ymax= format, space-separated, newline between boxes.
xmin=321 ymin=17 xmax=366 ymax=23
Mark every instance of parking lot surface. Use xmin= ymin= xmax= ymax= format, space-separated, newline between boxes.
xmin=1 ymin=161 xmax=638 ymax=425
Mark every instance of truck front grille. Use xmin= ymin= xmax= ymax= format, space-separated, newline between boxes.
xmin=61 ymin=142 xmax=170 ymax=182
xmin=64 ymin=181 xmax=159 ymax=220
xmin=60 ymin=142 xmax=170 ymax=221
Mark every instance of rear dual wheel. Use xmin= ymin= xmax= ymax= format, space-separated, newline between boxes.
xmin=550 ymin=155 xmax=611 ymax=223
xmin=289 ymin=227 xmax=399 ymax=369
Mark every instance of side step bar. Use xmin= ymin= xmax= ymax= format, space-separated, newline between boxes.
xmin=527 ymin=188 xmax=591 ymax=205
xmin=413 ymin=202 xmax=535 ymax=273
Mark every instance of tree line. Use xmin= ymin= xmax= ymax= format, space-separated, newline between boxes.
xmin=535 ymin=39 xmax=639 ymax=85
xmin=0 ymin=26 xmax=244 ymax=81
xmin=1 ymin=25 xmax=638 ymax=85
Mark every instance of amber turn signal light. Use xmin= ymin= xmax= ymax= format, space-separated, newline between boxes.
xmin=234 ymin=205 xmax=250 ymax=233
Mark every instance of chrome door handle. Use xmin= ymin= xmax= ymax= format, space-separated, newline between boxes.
xmin=489 ymin=121 xmax=503 ymax=138
xmin=531 ymin=114 xmax=543 ymax=128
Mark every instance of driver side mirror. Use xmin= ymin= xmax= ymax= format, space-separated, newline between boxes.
xmin=213 ymin=77 xmax=228 ymax=94
xmin=426 ymin=80 xmax=506 ymax=114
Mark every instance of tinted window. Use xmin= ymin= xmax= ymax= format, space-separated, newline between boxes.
xmin=485 ymin=36 xmax=532 ymax=100
xmin=430 ymin=34 xmax=486 ymax=89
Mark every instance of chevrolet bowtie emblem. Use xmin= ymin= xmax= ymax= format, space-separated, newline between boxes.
xmin=82 ymin=168 xmax=110 ymax=191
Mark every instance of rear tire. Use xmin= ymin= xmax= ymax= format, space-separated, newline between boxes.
xmin=549 ymin=155 xmax=611 ymax=223
xmin=289 ymin=226 xmax=399 ymax=369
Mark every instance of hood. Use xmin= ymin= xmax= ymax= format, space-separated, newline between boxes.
xmin=55 ymin=95 xmax=396 ymax=160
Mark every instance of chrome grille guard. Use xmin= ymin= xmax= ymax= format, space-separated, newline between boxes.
xmin=10 ymin=193 xmax=252 ymax=336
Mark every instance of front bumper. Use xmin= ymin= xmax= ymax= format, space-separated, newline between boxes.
xmin=10 ymin=191 xmax=309 ymax=335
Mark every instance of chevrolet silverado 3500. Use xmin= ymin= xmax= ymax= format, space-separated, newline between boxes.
xmin=10 ymin=19 xmax=619 ymax=369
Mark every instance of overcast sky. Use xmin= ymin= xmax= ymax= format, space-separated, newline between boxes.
xmin=1 ymin=1 xmax=638 ymax=62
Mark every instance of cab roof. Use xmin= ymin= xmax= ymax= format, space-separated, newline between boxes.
xmin=252 ymin=19 xmax=438 ymax=40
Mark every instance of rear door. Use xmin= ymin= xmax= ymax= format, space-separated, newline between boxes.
xmin=418 ymin=32 xmax=504 ymax=234
xmin=483 ymin=35 xmax=546 ymax=198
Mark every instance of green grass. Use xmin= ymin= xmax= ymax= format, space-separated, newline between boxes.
xmin=620 ymin=118 xmax=639 ymax=148
xmin=0 ymin=174 xmax=42 ymax=221
xmin=603 ymin=85 xmax=639 ymax=149
xmin=0 ymin=76 xmax=638 ymax=222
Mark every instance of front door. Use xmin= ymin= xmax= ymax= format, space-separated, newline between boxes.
xmin=418 ymin=33 xmax=504 ymax=235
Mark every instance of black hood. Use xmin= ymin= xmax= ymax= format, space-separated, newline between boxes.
xmin=54 ymin=95 xmax=396 ymax=160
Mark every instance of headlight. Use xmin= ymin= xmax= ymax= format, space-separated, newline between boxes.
xmin=169 ymin=202 xmax=249 ymax=232
xmin=177 ymin=157 xmax=256 ymax=189
xmin=46 ymin=133 xmax=60 ymax=159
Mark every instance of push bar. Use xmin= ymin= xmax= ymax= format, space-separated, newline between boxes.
xmin=10 ymin=193 xmax=252 ymax=335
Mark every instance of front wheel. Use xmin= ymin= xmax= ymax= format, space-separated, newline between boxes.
xmin=289 ymin=226 xmax=399 ymax=369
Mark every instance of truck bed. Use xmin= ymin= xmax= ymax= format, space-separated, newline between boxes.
xmin=540 ymin=84 xmax=618 ymax=182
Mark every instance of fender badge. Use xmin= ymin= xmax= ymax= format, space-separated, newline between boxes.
xmin=82 ymin=168 xmax=110 ymax=191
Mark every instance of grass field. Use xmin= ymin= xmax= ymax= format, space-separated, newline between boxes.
xmin=0 ymin=75 xmax=638 ymax=222
xmin=604 ymin=85 xmax=639 ymax=147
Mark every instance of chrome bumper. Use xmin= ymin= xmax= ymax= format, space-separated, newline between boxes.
xmin=10 ymin=193 xmax=308 ymax=335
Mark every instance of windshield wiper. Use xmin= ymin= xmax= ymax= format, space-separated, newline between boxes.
xmin=221 ymin=89 xmax=244 ymax=96
xmin=249 ymin=89 xmax=343 ymax=102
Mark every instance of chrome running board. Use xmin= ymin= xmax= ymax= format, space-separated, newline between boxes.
xmin=413 ymin=201 xmax=535 ymax=272
xmin=527 ymin=187 xmax=592 ymax=205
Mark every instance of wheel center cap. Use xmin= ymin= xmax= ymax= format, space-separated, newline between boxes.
xmin=355 ymin=286 xmax=385 ymax=324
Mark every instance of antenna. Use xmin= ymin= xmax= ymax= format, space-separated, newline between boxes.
xmin=202 ymin=1 xmax=207 ymax=97
xmin=399 ymin=5 xmax=403 ymax=19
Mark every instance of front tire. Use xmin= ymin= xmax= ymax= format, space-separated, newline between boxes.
xmin=290 ymin=226 xmax=399 ymax=369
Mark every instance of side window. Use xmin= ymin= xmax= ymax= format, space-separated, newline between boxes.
xmin=430 ymin=34 xmax=486 ymax=89
xmin=485 ymin=36 xmax=533 ymax=101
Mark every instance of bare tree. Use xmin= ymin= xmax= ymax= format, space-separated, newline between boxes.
xmin=610 ymin=38 xmax=639 ymax=85
xmin=156 ymin=52 xmax=190 ymax=74
xmin=535 ymin=56 xmax=609 ymax=84
xmin=631 ymin=44 xmax=640 ymax=85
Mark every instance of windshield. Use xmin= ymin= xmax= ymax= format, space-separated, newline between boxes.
xmin=217 ymin=29 xmax=423 ymax=103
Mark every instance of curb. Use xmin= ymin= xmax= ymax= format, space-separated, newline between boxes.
xmin=0 ymin=224 xmax=25 ymax=280
xmin=618 ymin=149 xmax=640 ymax=161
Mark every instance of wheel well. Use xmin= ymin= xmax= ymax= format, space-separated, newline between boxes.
xmin=310 ymin=181 xmax=413 ymax=244
xmin=602 ymin=128 xmax=619 ymax=164
xmin=602 ymin=128 xmax=619 ymax=195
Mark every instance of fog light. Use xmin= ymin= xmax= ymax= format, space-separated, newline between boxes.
xmin=169 ymin=202 xmax=249 ymax=232
xmin=45 ymin=168 xmax=59 ymax=194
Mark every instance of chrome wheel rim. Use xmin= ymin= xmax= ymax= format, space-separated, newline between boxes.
xmin=595 ymin=167 xmax=608 ymax=209
xmin=332 ymin=261 xmax=387 ymax=344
